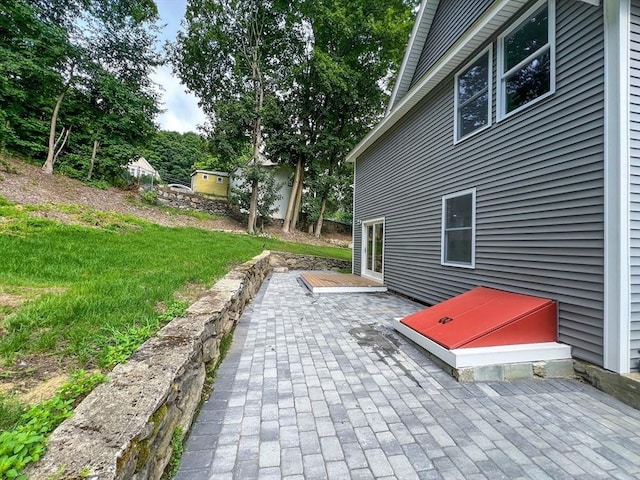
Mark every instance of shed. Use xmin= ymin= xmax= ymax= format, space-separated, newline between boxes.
xmin=190 ymin=170 xmax=229 ymax=197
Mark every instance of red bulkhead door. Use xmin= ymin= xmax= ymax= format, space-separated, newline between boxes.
xmin=400 ymin=287 xmax=557 ymax=349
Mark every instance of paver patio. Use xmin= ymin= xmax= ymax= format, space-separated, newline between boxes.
xmin=175 ymin=271 xmax=640 ymax=480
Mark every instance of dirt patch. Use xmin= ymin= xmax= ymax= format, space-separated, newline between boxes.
xmin=0 ymin=353 xmax=79 ymax=404
xmin=0 ymin=293 xmax=26 ymax=309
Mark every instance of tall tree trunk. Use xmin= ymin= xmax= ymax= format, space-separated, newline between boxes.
xmin=42 ymin=89 xmax=68 ymax=174
xmin=282 ymin=157 xmax=303 ymax=233
xmin=248 ymin=177 xmax=259 ymax=233
xmin=314 ymin=195 xmax=328 ymax=238
xmin=52 ymin=127 xmax=70 ymax=167
xmin=247 ymin=51 xmax=264 ymax=235
xmin=87 ymin=139 xmax=99 ymax=180
xmin=291 ymin=169 xmax=304 ymax=230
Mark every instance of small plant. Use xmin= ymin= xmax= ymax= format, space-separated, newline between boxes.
xmin=0 ymin=395 xmax=25 ymax=431
xmin=0 ymin=370 xmax=106 ymax=479
xmin=139 ymin=190 xmax=157 ymax=205
xmin=99 ymin=320 xmax=159 ymax=368
xmin=157 ymin=299 xmax=188 ymax=323
xmin=0 ymin=158 xmax=17 ymax=174
xmin=99 ymin=300 xmax=189 ymax=368
xmin=85 ymin=179 xmax=110 ymax=190
xmin=161 ymin=427 xmax=184 ymax=480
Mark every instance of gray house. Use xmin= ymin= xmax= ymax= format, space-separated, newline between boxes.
xmin=347 ymin=0 xmax=640 ymax=374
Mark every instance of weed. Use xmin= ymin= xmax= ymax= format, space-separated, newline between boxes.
xmin=0 ymin=370 xmax=106 ymax=479
xmin=0 ymin=395 xmax=25 ymax=431
xmin=157 ymin=299 xmax=188 ymax=324
xmin=0 ymin=196 xmax=14 ymax=207
xmin=161 ymin=427 xmax=184 ymax=480
xmin=99 ymin=320 xmax=160 ymax=368
xmin=84 ymin=180 xmax=110 ymax=190
xmin=0 ymin=159 xmax=17 ymax=175
xmin=139 ymin=190 xmax=157 ymax=205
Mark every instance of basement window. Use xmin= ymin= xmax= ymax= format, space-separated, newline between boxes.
xmin=441 ymin=188 xmax=476 ymax=268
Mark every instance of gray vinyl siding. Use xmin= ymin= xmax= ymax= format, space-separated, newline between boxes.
xmin=630 ymin=1 xmax=640 ymax=372
xmin=354 ymin=1 xmax=605 ymax=365
xmin=410 ymin=0 xmax=494 ymax=88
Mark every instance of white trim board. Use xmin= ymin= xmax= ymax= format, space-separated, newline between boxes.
xmin=603 ymin=0 xmax=631 ymax=374
xmin=388 ymin=0 xmax=440 ymax=114
xmin=303 ymin=285 xmax=388 ymax=294
xmin=393 ymin=319 xmax=572 ymax=368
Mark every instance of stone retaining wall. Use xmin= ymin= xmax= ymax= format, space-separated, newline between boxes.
xmin=28 ymin=251 xmax=350 ymax=480
xmin=156 ymin=186 xmax=241 ymax=220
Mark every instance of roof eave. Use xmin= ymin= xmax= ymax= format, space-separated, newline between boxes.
xmin=387 ymin=0 xmax=440 ymax=115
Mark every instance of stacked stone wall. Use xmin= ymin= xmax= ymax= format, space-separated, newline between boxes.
xmin=156 ymin=186 xmax=242 ymax=220
xmin=28 ymin=251 xmax=350 ymax=480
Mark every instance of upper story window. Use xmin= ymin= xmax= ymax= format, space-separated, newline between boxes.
xmin=441 ymin=188 xmax=476 ymax=268
xmin=217 ymin=176 xmax=224 ymax=183
xmin=455 ymin=47 xmax=492 ymax=141
xmin=202 ymin=174 xmax=209 ymax=180
xmin=497 ymin=0 xmax=555 ymax=119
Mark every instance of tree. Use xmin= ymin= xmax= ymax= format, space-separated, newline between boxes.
xmin=276 ymin=0 xmax=416 ymax=235
xmin=230 ymin=165 xmax=282 ymax=230
xmin=0 ymin=1 xmax=69 ymax=157
xmin=172 ymin=0 xmax=298 ymax=234
xmin=142 ymin=131 xmax=207 ymax=185
xmin=39 ymin=0 xmax=160 ymax=174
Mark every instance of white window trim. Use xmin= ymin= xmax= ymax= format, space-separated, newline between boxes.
xmin=497 ymin=0 xmax=556 ymax=121
xmin=202 ymin=174 xmax=209 ymax=180
xmin=216 ymin=176 xmax=224 ymax=183
xmin=441 ymin=188 xmax=476 ymax=269
xmin=454 ymin=45 xmax=493 ymax=144
xmin=361 ymin=217 xmax=385 ymax=282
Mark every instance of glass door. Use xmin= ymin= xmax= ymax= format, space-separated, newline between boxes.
xmin=362 ymin=219 xmax=384 ymax=281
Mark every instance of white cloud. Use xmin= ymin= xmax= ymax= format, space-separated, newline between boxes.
xmin=152 ymin=0 xmax=207 ymax=134
xmin=152 ymin=65 xmax=207 ymax=133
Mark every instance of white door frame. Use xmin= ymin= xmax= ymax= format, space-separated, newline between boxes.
xmin=361 ymin=217 xmax=385 ymax=282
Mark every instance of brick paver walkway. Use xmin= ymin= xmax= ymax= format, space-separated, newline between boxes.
xmin=176 ymin=272 xmax=640 ymax=480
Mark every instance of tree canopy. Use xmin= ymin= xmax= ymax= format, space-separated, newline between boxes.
xmin=0 ymin=0 xmax=162 ymax=184
xmin=172 ymin=0 xmax=416 ymax=235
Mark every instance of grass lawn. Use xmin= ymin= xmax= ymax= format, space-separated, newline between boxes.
xmin=0 ymin=195 xmax=350 ymax=475
xmin=0 ymin=196 xmax=349 ymax=370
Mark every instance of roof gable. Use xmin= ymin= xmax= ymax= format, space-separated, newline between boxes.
xmin=127 ymin=156 xmax=158 ymax=174
xmin=387 ymin=0 xmax=440 ymax=113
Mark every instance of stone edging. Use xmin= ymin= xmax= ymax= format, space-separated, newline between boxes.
xmin=28 ymin=251 xmax=351 ymax=480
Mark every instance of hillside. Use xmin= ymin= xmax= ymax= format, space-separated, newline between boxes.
xmin=0 ymin=157 xmax=351 ymax=246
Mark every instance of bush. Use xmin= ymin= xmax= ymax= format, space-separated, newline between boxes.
xmin=140 ymin=190 xmax=158 ymax=205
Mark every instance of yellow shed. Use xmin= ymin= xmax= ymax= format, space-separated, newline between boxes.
xmin=190 ymin=170 xmax=230 ymax=197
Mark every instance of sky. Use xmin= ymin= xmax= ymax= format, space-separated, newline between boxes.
xmin=151 ymin=0 xmax=207 ymax=133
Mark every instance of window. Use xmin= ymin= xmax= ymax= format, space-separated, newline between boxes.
xmin=217 ymin=176 xmax=224 ymax=183
xmin=202 ymin=174 xmax=209 ymax=180
xmin=441 ymin=189 xmax=476 ymax=268
xmin=455 ymin=47 xmax=492 ymax=141
xmin=497 ymin=0 xmax=554 ymax=119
